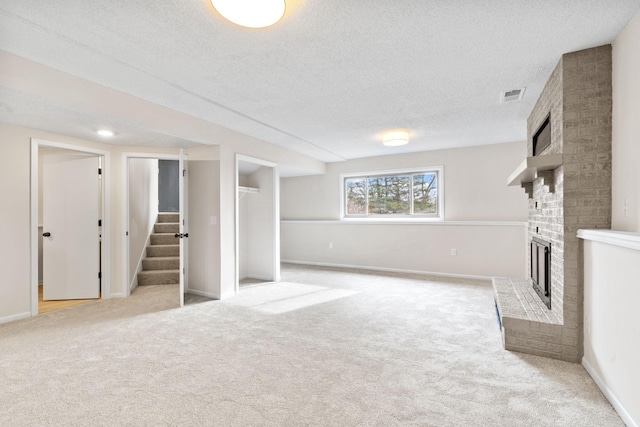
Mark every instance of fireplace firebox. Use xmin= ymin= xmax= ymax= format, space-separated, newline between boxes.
xmin=531 ymin=237 xmax=551 ymax=309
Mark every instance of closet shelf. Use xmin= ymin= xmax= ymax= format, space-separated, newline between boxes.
xmin=238 ymin=186 xmax=260 ymax=199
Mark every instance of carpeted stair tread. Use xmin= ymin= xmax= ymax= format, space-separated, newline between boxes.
xmin=142 ymin=256 xmax=179 ymax=271
xmin=146 ymin=245 xmax=180 ymax=257
xmin=154 ymin=222 xmax=180 ymax=233
xmin=150 ymin=233 xmax=181 ymax=245
xmin=137 ymin=269 xmax=180 ymax=285
xmin=157 ymin=213 xmax=179 ymax=223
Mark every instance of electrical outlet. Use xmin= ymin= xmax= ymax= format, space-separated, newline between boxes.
xmin=451 ymin=248 xmax=457 ymax=256
xmin=329 ymin=242 xmax=334 ymax=249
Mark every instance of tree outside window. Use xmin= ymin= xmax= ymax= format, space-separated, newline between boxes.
xmin=344 ymin=169 xmax=440 ymax=218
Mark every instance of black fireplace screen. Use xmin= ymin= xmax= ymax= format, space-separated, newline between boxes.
xmin=531 ymin=237 xmax=551 ymax=309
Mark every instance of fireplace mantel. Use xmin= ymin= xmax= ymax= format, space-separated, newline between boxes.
xmin=508 ymin=154 xmax=563 ymax=198
xmin=507 ymin=154 xmax=563 ymax=186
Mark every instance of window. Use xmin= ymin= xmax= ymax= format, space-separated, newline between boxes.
xmin=342 ymin=167 xmax=442 ymax=219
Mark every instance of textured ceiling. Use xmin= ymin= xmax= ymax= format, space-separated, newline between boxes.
xmin=1 ymin=0 xmax=639 ymax=164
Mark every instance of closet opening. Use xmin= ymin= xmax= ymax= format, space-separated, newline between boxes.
xmin=235 ymin=155 xmax=280 ymax=293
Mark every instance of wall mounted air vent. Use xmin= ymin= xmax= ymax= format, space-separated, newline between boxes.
xmin=501 ymin=88 xmax=525 ymax=103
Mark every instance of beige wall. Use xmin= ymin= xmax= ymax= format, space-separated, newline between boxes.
xmin=244 ymin=166 xmax=276 ymax=281
xmin=239 ymin=194 xmax=250 ymax=280
xmin=128 ymin=158 xmax=159 ymax=288
xmin=185 ymin=159 xmax=221 ymax=298
xmin=282 ymin=222 xmax=526 ymax=279
xmin=280 ymin=141 xmax=529 ymax=278
xmin=282 ymin=141 xmax=528 ymax=221
xmin=0 ymin=124 xmax=32 ymax=322
xmin=612 ymin=10 xmax=640 ymax=232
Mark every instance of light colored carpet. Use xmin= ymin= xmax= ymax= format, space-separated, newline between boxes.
xmin=0 ymin=264 xmax=622 ymax=426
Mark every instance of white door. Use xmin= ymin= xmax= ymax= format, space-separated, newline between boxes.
xmin=178 ymin=150 xmax=187 ymax=307
xmin=43 ymin=154 xmax=100 ymax=300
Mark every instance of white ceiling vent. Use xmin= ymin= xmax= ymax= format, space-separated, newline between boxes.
xmin=501 ymin=88 xmax=525 ymax=103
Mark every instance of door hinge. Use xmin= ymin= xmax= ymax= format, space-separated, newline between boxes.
xmin=183 ymin=169 xmax=186 ymax=177
xmin=98 ymin=272 xmax=102 ymax=279
xmin=126 ymin=231 xmax=129 ymax=236
xmin=98 ymin=168 xmax=102 ymax=175
xmin=98 ymin=219 xmax=102 ymax=227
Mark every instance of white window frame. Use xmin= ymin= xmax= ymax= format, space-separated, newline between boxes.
xmin=340 ymin=166 xmax=444 ymax=221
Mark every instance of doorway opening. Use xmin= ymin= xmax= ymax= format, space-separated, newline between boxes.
xmin=235 ymin=154 xmax=280 ymax=293
xmin=30 ymin=139 xmax=111 ymax=317
xmin=122 ymin=152 xmax=186 ymax=307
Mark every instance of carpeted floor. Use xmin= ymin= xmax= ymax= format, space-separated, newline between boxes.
xmin=0 ymin=264 xmax=622 ymax=426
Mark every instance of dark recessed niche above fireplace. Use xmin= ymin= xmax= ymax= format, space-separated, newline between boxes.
xmin=531 ymin=237 xmax=551 ymax=309
xmin=533 ymin=116 xmax=551 ymax=156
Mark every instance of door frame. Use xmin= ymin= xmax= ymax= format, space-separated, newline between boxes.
xmin=30 ymin=138 xmax=111 ymax=317
xmin=235 ymin=154 xmax=280 ymax=294
xmin=121 ymin=151 xmax=185 ymax=299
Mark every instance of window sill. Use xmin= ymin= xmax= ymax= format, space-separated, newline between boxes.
xmin=341 ymin=217 xmax=443 ymax=224
xmin=281 ymin=219 xmax=527 ymax=227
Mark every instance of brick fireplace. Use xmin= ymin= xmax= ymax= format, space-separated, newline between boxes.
xmin=493 ymin=45 xmax=612 ymax=362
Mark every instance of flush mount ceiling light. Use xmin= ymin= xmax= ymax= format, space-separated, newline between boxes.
xmin=211 ymin=0 xmax=285 ymax=28
xmin=96 ymin=129 xmax=114 ymax=137
xmin=382 ymin=129 xmax=410 ymax=147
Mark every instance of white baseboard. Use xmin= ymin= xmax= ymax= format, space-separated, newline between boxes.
xmin=186 ymin=289 xmax=220 ymax=300
xmin=281 ymin=259 xmax=492 ymax=282
xmin=582 ymin=357 xmax=637 ymax=427
xmin=0 ymin=311 xmax=32 ymax=325
xmin=108 ymin=292 xmax=124 ymax=298
xmin=245 ymin=274 xmax=273 ymax=282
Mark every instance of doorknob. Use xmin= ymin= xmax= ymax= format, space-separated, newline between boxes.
xmin=43 ymin=232 xmax=51 ymax=237
xmin=174 ymin=233 xmax=189 ymax=238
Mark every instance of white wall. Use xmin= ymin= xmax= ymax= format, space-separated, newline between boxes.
xmin=128 ymin=158 xmax=158 ymax=286
xmin=581 ymin=11 xmax=640 ymax=427
xmin=581 ymin=236 xmax=640 ymax=427
xmin=612 ymin=10 xmax=640 ymax=232
xmin=280 ymin=141 xmax=529 ymax=278
xmin=186 ymin=159 xmax=221 ymax=298
xmin=0 ymin=124 xmax=32 ymax=323
xmin=238 ymin=195 xmax=250 ymax=279
xmin=282 ymin=222 xmax=526 ymax=279
xmin=245 ymin=167 xmax=275 ymax=281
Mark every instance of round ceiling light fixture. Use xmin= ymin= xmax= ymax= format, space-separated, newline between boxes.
xmin=382 ymin=129 xmax=410 ymax=147
xmin=96 ymin=129 xmax=114 ymax=138
xmin=211 ymin=0 xmax=286 ymax=28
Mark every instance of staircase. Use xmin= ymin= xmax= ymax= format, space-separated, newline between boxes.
xmin=137 ymin=213 xmax=180 ymax=286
